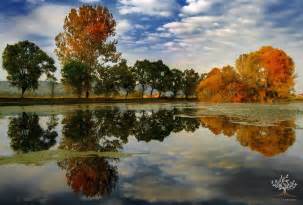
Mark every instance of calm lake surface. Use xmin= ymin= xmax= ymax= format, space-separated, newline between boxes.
xmin=0 ymin=102 xmax=302 ymax=205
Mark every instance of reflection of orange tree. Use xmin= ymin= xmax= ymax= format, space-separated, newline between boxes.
xmin=58 ymin=157 xmax=118 ymax=198
xmin=200 ymin=116 xmax=295 ymax=157
xmin=58 ymin=110 xmax=120 ymax=198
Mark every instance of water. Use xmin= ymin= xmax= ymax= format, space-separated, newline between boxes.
xmin=0 ymin=102 xmax=302 ymax=205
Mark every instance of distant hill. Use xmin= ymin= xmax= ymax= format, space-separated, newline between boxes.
xmin=0 ymin=81 xmax=74 ymax=97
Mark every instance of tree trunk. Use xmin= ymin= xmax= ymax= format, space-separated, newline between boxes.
xmin=21 ymin=88 xmax=26 ymax=98
xmin=125 ymin=91 xmax=129 ymax=100
xmin=86 ymin=90 xmax=89 ymax=98
xmin=150 ymin=88 xmax=154 ymax=97
xmin=158 ymin=91 xmax=162 ymax=98
xmin=141 ymin=85 xmax=145 ymax=99
xmin=173 ymin=91 xmax=177 ymax=98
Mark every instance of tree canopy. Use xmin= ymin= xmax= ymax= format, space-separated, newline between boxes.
xmin=55 ymin=5 xmax=120 ymax=98
xmin=197 ymin=46 xmax=295 ymax=103
xmin=2 ymin=40 xmax=56 ymax=97
xmin=61 ymin=60 xmax=88 ymax=98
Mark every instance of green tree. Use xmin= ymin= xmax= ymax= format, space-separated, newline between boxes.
xmin=133 ymin=60 xmax=152 ymax=98
xmin=168 ymin=69 xmax=183 ymax=98
xmin=112 ymin=60 xmax=135 ymax=99
xmin=94 ymin=66 xmax=117 ymax=97
xmin=153 ymin=60 xmax=170 ymax=98
xmin=62 ymin=60 xmax=88 ymax=98
xmin=2 ymin=40 xmax=56 ymax=98
xmin=182 ymin=69 xmax=200 ymax=99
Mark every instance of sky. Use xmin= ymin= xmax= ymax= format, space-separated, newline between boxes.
xmin=0 ymin=0 xmax=302 ymax=92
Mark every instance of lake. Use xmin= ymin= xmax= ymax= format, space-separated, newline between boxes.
xmin=0 ymin=102 xmax=302 ymax=205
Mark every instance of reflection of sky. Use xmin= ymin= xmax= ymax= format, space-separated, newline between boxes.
xmin=0 ymin=103 xmax=303 ymax=204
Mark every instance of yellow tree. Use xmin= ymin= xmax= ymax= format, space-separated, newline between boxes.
xmin=55 ymin=5 xmax=120 ymax=98
xmin=258 ymin=46 xmax=295 ymax=98
xmin=196 ymin=65 xmax=247 ymax=102
xmin=235 ymin=46 xmax=295 ymax=102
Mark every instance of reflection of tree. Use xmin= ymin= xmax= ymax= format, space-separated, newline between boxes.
xmin=133 ymin=110 xmax=175 ymax=142
xmin=200 ymin=116 xmax=295 ymax=157
xmin=133 ymin=109 xmax=200 ymax=142
xmin=60 ymin=110 xmax=99 ymax=151
xmin=58 ymin=108 xmax=201 ymax=198
xmin=8 ymin=112 xmax=58 ymax=153
xmin=95 ymin=109 xmax=136 ymax=144
xmin=59 ymin=109 xmax=120 ymax=198
xmin=58 ymin=157 xmax=118 ymax=198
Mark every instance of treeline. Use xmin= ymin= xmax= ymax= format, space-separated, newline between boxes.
xmin=57 ymin=5 xmax=201 ymax=99
xmin=197 ymin=46 xmax=296 ymax=103
xmin=1 ymin=5 xmax=201 ymax=99
xmin=1 ymin=4 xmax=297 ymax=102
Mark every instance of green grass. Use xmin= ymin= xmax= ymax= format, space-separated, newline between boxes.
xmin=0 ymin=149 xmax=136 ymax=166
xmin=0 ymin=97 xmax=197 ymax=106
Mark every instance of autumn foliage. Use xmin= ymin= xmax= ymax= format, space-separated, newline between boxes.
xmin=200 ymin=116 xmax=295 ymax=157
xmin=197 ymin=46 xmax=295 ymax=102
xmin=55 ymin=5 xmax=120 ymax=98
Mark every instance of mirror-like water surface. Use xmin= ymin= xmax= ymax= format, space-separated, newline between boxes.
xmin=0 ymin=102 xmax=302 ymax=205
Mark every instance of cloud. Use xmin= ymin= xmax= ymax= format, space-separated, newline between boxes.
xmin=79 ymin=0 xmax=100 ymax=3
xmin=181 ymin=0 xmax=214 ymax=15
xmin=26 ymin=0 xmax=45 ymax=4
xmin=136 ymin=0 xmax=303 ymax=92
xmin=116 ymin=19 xmax=131 ymax=36
xmin=0 ymin=4 xmax=70 ymax=81
xmin=118 ymin=0 xmax=178 ymax=17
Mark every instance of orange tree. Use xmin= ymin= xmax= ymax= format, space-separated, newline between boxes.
xmin=197 ymin=46 xmax=295 ymax=103
xmin=55 ymin=5 xmax=120 ymax=98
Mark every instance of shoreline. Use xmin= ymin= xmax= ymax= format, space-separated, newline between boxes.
xmin=0 ymin=97 xmax=198 ymax=106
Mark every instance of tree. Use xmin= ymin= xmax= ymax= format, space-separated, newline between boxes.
xmin=182 ymin=69 xmax=199 ymax=99
xmin=152 ymin=60 xmax=170 ymax=98
xmin=111 ymin=60 xmax=135 ymax=99
xmin=62 ymin=60 xmax=87 ymax=98
xmin=133 ymin=60 xmax=152 ymax=98
xmin=55 ymin=5 xmax=120 ymax=98
xmin=168 ymin=69 xmax=183 ymax=98
xmin=94 ymin=66 xmax=117 ymax=97
xmin=258 ymin=46 xmax=295 ymax=98
xmin=8 ymin=112 xmax=58 ymax=153
xmin=235 ymin=46 xmax=295 ymax=102
xmin=197 ymin=66 xmax=247 ymax=102
xmin=196 ymin=46 xmax=295 ymax=103
xmin=2 ymin=40 xmax=56 ymax=98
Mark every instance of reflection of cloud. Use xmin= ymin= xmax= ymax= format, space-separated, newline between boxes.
xmin=118 ymin=127 xmax=303 ymax=205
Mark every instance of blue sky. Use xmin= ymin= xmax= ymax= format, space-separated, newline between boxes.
xmin=0 ymin=0 xmax=302 ymax=92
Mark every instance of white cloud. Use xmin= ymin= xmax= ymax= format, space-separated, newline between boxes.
xmin=136 ymin=0 xmax=303 ymax=92
xmin=116 ymin=19 xmax=132 ymax=36
xmin=26 ymin=0 xmax=45 ymax=4
xmin=163 ymin=16 xmax=220 ymax=34
xmin=181 ymin=0 xmax=213 ymax=15
xmin=118 ymin=0 xmax=178 ymax=17
xmin=79 ymin=0 xmax=100 ymax=3
xmin=0 ymin=4 xmax=70 ymax=81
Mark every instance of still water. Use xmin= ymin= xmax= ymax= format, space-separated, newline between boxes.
xmin=0 ymin=102 xmax=302 ymax=205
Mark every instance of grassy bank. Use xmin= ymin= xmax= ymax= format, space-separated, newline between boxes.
xmin=0 ymin=97 xmax=197 ymax=106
